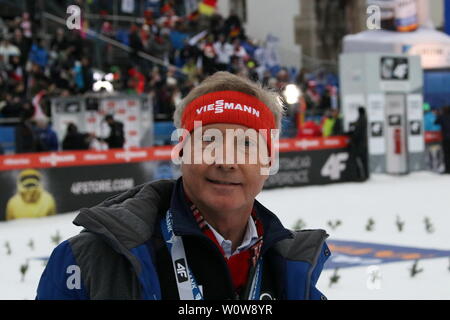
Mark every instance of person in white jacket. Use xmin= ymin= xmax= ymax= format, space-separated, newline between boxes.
xmin=213 ymin=34 xmax=234 ymax=71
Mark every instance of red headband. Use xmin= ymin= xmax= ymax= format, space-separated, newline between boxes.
xmin=182 ymin=90 xmax=275 ymax=130
xmin=181 ymin=91 xmax=276 ymax=154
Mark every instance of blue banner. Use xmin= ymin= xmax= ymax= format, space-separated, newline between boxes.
xmin=324 ymin=240 xmax=450 ymax=269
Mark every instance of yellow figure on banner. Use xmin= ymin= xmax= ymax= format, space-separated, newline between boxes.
xmin=6 ymin=169 xmax=56 ymax=220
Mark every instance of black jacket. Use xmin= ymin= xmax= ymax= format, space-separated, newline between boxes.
xmin=435 ymin=113 xmax=450 ymax=141
xmin=105 ymin=121 xmax=125 ymax=148
xmin=349 ymin=115 xmax=368 ymax=150
xmin=62 ymin=132 xmax=90 ymax=150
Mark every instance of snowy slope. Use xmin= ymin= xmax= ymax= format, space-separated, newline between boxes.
xmin=0 ymin=212 xmax=81 ymax=300
xmin=257 ymin=172 xmax=450 ymax=300
xmin=258 ymin=172 xmax=450 ymax=250
xmin=1 ymin=172 xmax=450 ymax=299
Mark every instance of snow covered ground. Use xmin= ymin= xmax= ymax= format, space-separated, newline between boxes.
xmin=258 ymin=171 xmax=450 ymax=300
xmin=1 ymin=172 xmax=450 ymax=300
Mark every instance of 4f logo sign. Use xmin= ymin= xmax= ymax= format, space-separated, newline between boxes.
xmin=380 ymin=57 xmax=409 ymax=80
xmin=321 ymin=153 xmax=349 ymax=180
xmin=175 ymin=259 xmax=188 ymax=283
xmin=66 ymin=5 xmax=81 ymax=30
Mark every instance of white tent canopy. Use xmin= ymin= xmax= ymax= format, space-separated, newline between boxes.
xmin=343 ymin=28 xmax=450 ymax=69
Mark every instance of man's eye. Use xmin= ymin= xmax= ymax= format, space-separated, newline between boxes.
xmin=244 ymin=138 xmax=256 ymax=147
xmin=202 ymin=136 xmax=215 ymax=142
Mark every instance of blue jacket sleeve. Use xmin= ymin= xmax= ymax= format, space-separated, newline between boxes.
xmin=309 ymin=242 xmax=330 ymax=300
xmin=36 ymin=240 xmax=89 ymax=300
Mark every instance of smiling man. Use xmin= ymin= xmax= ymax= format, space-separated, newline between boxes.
xmin=36 ymin=72 xmax=330 ymax=300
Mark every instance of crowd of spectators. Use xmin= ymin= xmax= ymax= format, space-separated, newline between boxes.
xmin=0 ymin=1 xmax=339 ymax=154
xmin=0 ymin=11 xmax=97 ymax=129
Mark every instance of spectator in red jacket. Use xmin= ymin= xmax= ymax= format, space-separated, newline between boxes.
xmin=297 ymin=120 xmax=322 ymax=137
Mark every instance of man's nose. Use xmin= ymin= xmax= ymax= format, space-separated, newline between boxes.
xmin=215 ymin=162 xmax=236 ymax=171
xmin=213 ymin=139 xmax=239 ymax=167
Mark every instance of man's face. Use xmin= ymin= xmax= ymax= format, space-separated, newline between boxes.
xmin=181 ymin=123 xmax=270 ymax=214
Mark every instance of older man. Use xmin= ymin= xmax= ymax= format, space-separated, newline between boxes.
xmin=36 ymin=72 xmax=330 ymax=300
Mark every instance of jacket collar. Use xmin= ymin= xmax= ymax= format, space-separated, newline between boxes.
xmin=170 ymin=178 xmax=293 ymax=253
xmin=73 ymin=179 xmax=175 ymax=252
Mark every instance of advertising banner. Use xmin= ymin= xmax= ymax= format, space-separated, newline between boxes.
xmin=0 ymin=146 xmax=175 ymax=221
xmin=264 ymin=138 xmax=356 ymax=189
xmin=1 ymin=163 xmax=160 ymax=221
xmin=404 ymin=44 xmax=450 ymax=69
xmin=367 ymin=94 xmax=386 ymax=155
xmin=406 ymin=94 xmax=425 ymax=153
xmin=51 ymin=95 xmax=153 ymax=151
xmin=0 ymin=137 xmax=353 ymax=221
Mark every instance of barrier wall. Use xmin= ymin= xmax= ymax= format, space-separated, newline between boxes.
xmin=0 ymin=136 xmax=356 ymax=221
